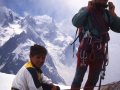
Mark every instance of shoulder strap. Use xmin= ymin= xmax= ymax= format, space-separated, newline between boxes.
xmin=24 ymin=61 xmax=42 ymax=88
xmin=105 ymin=10 xmax=110 ymax=26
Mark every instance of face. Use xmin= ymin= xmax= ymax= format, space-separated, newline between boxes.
xmin=95 ymin=0 xmax=108 ymax=5
xmin=30 ymin=54 xmax=46 ymax=68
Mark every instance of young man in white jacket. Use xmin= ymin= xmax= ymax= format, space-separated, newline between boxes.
xmin=11 ymin=44 xmax=60 ymax=90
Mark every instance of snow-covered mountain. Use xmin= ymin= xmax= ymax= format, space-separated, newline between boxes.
xmin=0 ymin=6 xmax=19 ymax=27
xmin=0 ymin=6 xmax=75 ymax=85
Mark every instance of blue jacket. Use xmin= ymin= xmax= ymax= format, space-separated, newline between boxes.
xmin=72 ymin=7 xmax=120 ymax=37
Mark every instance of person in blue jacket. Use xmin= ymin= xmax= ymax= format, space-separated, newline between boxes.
xmin=71 ymin=0 xmax=120 ymax=90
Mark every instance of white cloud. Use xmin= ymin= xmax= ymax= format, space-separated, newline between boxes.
xmin=24 ymin=12 xmax=29 ymax=16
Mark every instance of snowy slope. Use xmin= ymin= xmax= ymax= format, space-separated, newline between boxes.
xmin=0 ymin=23 xmax=23 ymax=47
xmin=0 ymin=72 xmax=15 ymax=90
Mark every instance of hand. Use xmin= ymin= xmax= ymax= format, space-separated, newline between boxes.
xmin=52 ymin=85 xmax=60 ymax=90
xmin=87 ymin=1 xmax=95 ymax=12
xmin=108 ymin=2 xmax=116 ymax=16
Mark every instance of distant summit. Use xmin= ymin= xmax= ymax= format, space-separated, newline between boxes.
xmin=0 ymin=6 xmax=19 ymax=27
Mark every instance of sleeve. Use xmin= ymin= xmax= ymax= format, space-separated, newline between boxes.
xmin=12 ymin=67 xmax=28 ymax=90
xmin=41 ymin=73 xmax=52 ymax=84
xmin=72 ymin=7 xmax=89 ymax=28
xmin=109 ymin=14 xmax=120 ymax=33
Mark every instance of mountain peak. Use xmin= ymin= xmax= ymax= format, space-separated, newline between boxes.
xmin=0 ymin=6 xmax=19 ymax=27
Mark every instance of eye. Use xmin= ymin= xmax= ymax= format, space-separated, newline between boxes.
xmin=36 ymin=56 xmax=41 ymax=59
xmin=42 ymin=56 xmax=45 ymax=59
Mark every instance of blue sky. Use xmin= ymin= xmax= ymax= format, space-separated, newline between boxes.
xmin=0 ymin=0 xmax=119 ymax=21
xmin=0 ymin=0 xmax=73 ymax=21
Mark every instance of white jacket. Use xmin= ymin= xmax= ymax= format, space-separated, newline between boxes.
xmin=12 ymin=61 xmax=52 ymax=90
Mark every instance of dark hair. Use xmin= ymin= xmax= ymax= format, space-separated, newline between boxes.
xmin=30 ymin=44 xmax=47 ymax=57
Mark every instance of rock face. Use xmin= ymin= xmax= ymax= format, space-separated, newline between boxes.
xmin=101 ymin=81 xmax=120 ymax=90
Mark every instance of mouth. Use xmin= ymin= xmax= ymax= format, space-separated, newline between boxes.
xmin=39 ymin=62 xmax=44 ymax=67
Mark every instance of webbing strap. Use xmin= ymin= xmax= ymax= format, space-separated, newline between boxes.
xmin=71 ymin=27 xmax=83 ymax=57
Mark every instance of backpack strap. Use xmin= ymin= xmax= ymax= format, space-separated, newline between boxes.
xmin=105 ymin=9 xmax=110 ymax=27
xmin=24 ymin=61 xmax=42 ymax=88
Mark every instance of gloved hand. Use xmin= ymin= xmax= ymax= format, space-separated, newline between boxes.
xmin=52 ymin=85 xmax=60 ymax=90
xmin=108 ymin=2 xmax=116 ymax=16
xmin=87 ymin=1 xmax=95 ymax=12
